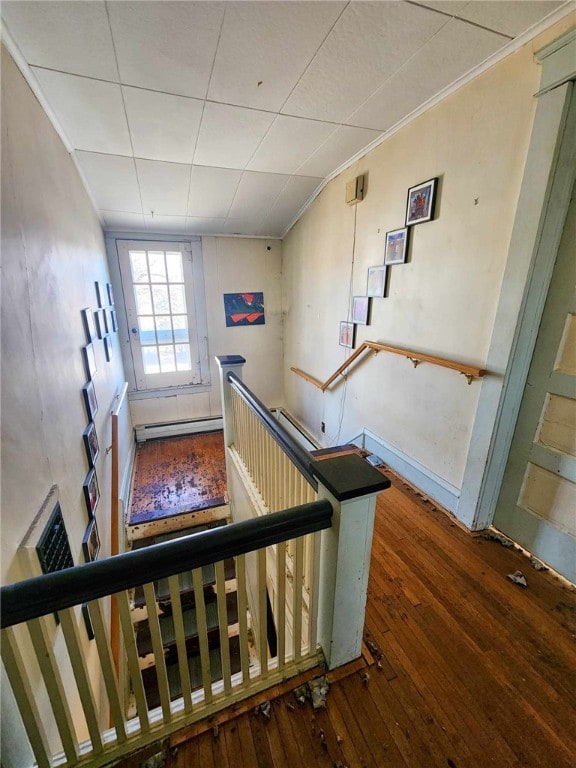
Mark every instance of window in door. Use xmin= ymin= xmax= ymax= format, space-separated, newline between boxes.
xmin=117 ymin=240 xmax=209 ymax=391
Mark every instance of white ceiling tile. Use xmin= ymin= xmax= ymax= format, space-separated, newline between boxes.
xmin=31 ymin=68 xmax=131 ymax=155
xmin=247 ymin=115 xmax=337 ymax=174
xmin=221 ymin=218 xmax=267 ymax=236
xmin=348 ymin=19 xmax=507 ymax=132
xmin=228 ymin=171 xmax=289 ymax=220
xmin=136 ymin=159 xmax=191 ymax=217
xmin=143 ymin=214 xmax=188 ymax=235
xmin=261 ymin=175 xmax=323 ymax=235
xmin=1 ymin=0 xmax=119 ymax=81
xmin=102 ymin=210 xmax=146 ymax=231
xmin=187 ymin=217 xmax=227 ymax=234
xmin=123 ymin=87 xmax=203 ymax=164
xmin=188 ymin=166 xmax=242 ymax=218
xmin=282 ymin=1 xmax=447 ymax=122
xmin=107 ymin=1 xmax=225 ymax=97
xmin=194 ymin=102 xmax=275 ymax=169
xmin=76 ymin=152 xmax=141 ymax=212
xmin=207 ymin=1 xmax=347 ymax=111
xmin=413 ymin=2 xmax=471 ymax=15
xmin=456 ymin=1 xmax=563 ymax=37
xmin=296 ymin=126 xmax=382 ymax=178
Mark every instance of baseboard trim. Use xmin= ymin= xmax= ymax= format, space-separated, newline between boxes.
xmin=354 ymin=428 xmax=461 ymax=514
xmin=135 ymin=417 xmax=223 ymax=443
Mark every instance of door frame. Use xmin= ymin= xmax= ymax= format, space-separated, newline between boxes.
xmin=458 ymin=31 xmax=576 ymax=530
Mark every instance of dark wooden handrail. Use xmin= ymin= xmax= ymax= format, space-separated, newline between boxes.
xmin=0 ymin=500 xmax=332 ymax=629
xmin=227 ymin=371 xmax=319 ymax=490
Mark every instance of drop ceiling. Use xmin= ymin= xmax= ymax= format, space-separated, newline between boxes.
xmin=1 ymin=1 xmax=571 ymax=238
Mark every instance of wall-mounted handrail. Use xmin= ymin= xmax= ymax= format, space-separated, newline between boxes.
xmin=291 ymin=340 xmax=487 ymax=391
xmin=0 ymin=500 xmax=332 ymax=629
xmin=227 ymin=371 xmax=318 ymax=489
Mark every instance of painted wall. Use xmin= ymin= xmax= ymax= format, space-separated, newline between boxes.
xmin=107 ymin=234 xmax=284 ymax=426
xmin=1 ymin=45 xmax=128 ymax=764
xmin=282 ymin=26 xmax=568 ymax=522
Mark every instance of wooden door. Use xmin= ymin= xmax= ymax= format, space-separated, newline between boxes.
xmin=493 ymin=182 xmax=576 ymax=582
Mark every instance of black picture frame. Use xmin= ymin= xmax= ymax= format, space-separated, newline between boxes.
xmin=82 ymin=517 xmax=100 ymax=562
xmin=339 ymin=321 xmax=355 ymax=349
xmin=106 ymin=283 xmax=114 ymax=306
xmin=366 ymin=265 xmax=388 ymax=297
xmin=95 ymin=309 xmax=108 ymax=339
xmin=405 ymin=177 xmax=438 ymax=226
xmin=351 ymin=296 xmax=371 ymax=325
xmin=83 ymin=421 xmax=99 ymax=468
xmin=81 ymin=308 xmax=97 ymax=343
xmin=82 ymin=604 xmax=94 ymax=640
xmin=110 ymin=308 xmax=117 ymax=333
xmin=384 ymin=227 xmax=410 ymax=265
xmin=82 ymin=380 xmax=98 ymax=421
xmin=83 ymin=467 xmax=100 ymax=519
xmin=95 ymin=281 xmax=106 ymax=308
xmin=104 ymin=334 xmax=113 ymax=362
xmin=82 ymin=343 xmax=97 ymax=380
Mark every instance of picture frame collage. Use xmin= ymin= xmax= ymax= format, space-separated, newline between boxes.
xmin=78 ymin=281 xmax=117 ymax=638
xmin=340 ymin=177 xmax=439 ymax=348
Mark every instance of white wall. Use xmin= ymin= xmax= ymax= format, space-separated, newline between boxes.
xmin=107 ymin=234 xmax=284 ymax=426
xmin=1 ymin=45 xmax=128 ymax=764
xmin=282 ymin=22 xmax=571 ymax=523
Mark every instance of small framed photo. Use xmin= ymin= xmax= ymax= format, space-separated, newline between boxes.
xmin=352 ymin=296 xmax=371 ymax=325
xmin=81 ymin=308 xmax=97 ymax=343
xmin=104 ymin=334 xmax=113 ymax=362
xmin=110 ymin=308 xmax=118 ymax=333
xmin=83 ymin=421 xmax=99 ymax=468
xmin=82 ymin=380 xmax=98 ymax=421
xmin=405 ymin=177 xmax=438 ymax=226
xmin=106 ymin=283 xmax=114 ymax=306
xmin=384 ymin=227 xmax=409 ymax=265
xmin=82 ymin=343 xmax=97 ymax=380
xmin=82 ymin=518 xmax=100 ymax=562
xmin=339 ymin=321 xmax=355 ymax=349
xmin=95 ymin=281 xmax=106 ymax=308
xmin=367 ymin=266 xmax=387 ymax=298
xmin=83 ymin=468 xmax=100 ymax=518
xmin=95 ymin=309 xmax=108 ymax=339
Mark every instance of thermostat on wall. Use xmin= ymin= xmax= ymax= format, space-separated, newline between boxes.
xmin=346 ymin=174 xmax=365 ymax=205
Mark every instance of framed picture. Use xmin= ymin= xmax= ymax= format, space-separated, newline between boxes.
xmin=384 ymin=227 xmax=409 ymax=265
xmin=352 ymin=296 xmax=371 ymax=325
xmin=106 ymin=283 xmax=114 ymax=306
xmin=339 ymin=321 xmax=355 ymax=349
xmin=95 ymin=281 xmax=106 ymax=308
xmin=95 ymin=309 xmax=108 ymax=339
xmin=82 ymin=518 xmax=100 ymax=562
xmin=110 ymin=308 xmax=118 ymax=333
xmin=83 ymin=468 xmax=100 ymax=518
xmin=83 ymin=421 xmax=99 ymax=468
xmin=104 ymin=334 xmax=113 ymax=362
xmin=82 ymin=343 xmax=97 ymax=380
xmin=223 ymin=292 xmax=265 ymax=327
xmin=81 ymin=308 xmax=97 ymax=343
xmin=405 ymin=177 xmax=438 ymax=226
xmin=82 ymin=380 xmax=98 ymax=421
xmin=367 ymin=266 xmax=387 ymax=298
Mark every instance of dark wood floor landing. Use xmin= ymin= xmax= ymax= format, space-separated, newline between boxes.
xmin=128 ymin=432 xmax=227 ymax=526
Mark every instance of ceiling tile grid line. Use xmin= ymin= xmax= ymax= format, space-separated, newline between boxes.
xmin=2 ymin=0 xmax=572 ymax=239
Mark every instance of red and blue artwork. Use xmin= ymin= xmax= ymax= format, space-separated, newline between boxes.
xmin=223 ymin=292 xmax=265 ymax=327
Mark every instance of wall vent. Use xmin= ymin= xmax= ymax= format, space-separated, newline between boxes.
xmin=135 ymin=416 xmax=223 ymax=443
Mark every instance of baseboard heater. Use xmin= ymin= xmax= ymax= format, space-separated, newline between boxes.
xmin=135 ymin=416 xmax=223 ymax=443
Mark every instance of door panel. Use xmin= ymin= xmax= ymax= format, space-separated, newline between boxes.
xmin=494 ymin=183 xmax=576 ymax=581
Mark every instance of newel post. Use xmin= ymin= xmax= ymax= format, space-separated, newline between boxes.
xmin=215 ymin=355 xmax=246 ymax=448
xmin=312 ymin=454 xmax=390 ymax=670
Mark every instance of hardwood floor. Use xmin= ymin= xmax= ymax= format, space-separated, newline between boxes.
xmin=129 ymin=473 xmax=576 ymax=768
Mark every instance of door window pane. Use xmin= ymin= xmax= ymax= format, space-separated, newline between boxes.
xmin=130 ymin=251 xmax=148 ymax=283
xmin=175 ymin=344 xmax=191 ymax=371
xmin=142 ymin=346 xmax=160 ymax=374
xmin=152 ymin=285 xmax=170 ymax=314
xmin=158 ymin=345 xmax=176 ymax=373
xmin=173 ymin=315 xmax=189 ymax=343
xmin=156 ymin=316 xmax=173 ymax=344
xmin=170 ymin=284 xmax=186 ymax=314
xmin=138 ymin=316 xmax=156 ymax=346
xmin=134 ymin=285 xmax=153 ymax=315
xmin=166 ymin=252 xmax=183 ymax=283
xmin=148 ymin=251 xmax=167 ymax=283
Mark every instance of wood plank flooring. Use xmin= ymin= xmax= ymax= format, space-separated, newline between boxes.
xmin=152 ymin=472 xmax=576 ymax=768
xmin=128 ymin=432 xmax=227 ymax=525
